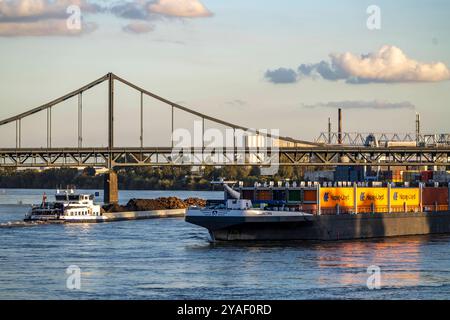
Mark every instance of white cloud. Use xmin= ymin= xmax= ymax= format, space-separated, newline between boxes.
xmin=149 ymin=0 xmax=212 ymax=18
xmin=330 ymin=45 xmax=450 ymax=83
xmin=0 ymin=0 xmax=99 ymax=36
xmin=0 ymin=0 xmax=98 ymax=19
xmin=272 ymin=46 xmax=450 ymax=84
xmin=0 ymin=19 xmax=96 ymax=36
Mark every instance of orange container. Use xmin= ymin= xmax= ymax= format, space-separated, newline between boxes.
xmin=320 ymin=187 xmax=354 ymax=208
xmin=256 ymin=190 xmax=272 ymax=201
xmin=422 ymin=187 xmax=449 ymax=206
xmin=303 ymin=190 xmax=317 ymax=202
xmin=357 ymin=188 xmax=388 ymax=207
xmin=390 ymin=188 xmax=420 ymax=207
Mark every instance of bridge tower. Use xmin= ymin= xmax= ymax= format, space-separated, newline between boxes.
xmin=104 ymin=73 xmax=119 ymax=204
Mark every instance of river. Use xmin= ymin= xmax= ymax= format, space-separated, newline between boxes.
xmin=0 ymin=189 xmax=449 ymax=299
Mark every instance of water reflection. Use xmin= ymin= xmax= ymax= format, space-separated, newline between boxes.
xmin=315 ymin=237 xmax=423 ymax=288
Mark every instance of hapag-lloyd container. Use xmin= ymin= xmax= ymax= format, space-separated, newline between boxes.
xmin=357 ymin=188 xmax=388 ymax=207
xmin=319 ymin=188 xmax=354 ymax=208
xmin=235 ymin=184 xmax=449 ymax=214
xmin=390 ymin=188 xmax=420 ymax=207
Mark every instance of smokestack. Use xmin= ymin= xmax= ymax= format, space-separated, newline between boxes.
xmin=416 ymin=113 xmax=421 ymax=144
xmin=328 ymin=117 xmax=332 ymax=144
xmin=338 ymin=108 xmax=342 ymax=144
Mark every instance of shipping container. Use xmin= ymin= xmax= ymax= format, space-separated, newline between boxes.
xmin=241 ymin=189 xmax=254 ymax=200
xmin=287 ymin=189 xmax=301 ymax=203
xmin=390 ymin=188 xmax=420 ymax=207
xmin=357 ymin=188 xmax=388 ymax=207
xmin=403 ymin=170 xmax=420 ymax=182
xmin=422 ymin=187 xmax=449 ymax=206
xmin=255 ymin=189 xmax=272 ymax=201
xmin=421 ymin=171 xmax=433 ymax=183
xmin=303 ymin=189 xmax=317 ymax=203
xmin=319 ymin=187 xmax=354 ymax=208
xmin=273 ymin=189 xmax=287 ymax=202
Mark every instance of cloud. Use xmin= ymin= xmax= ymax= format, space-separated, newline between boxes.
xmin=111 ymin=0 xmax=212 ymax=20
xmin=298 ymin=60 xmax=347 ymax=81
xmin=268 ymin=46 xmax=450 ymax=84
xmin=123 ymin=21 xmax=154 ymax=34
xmin=0 ymin=18 xmax=96 ymax=36
xmin=0 ymin=0 xmax=213 ymax=36
xmin=149 ymin=0 xmax=212 ymax=18
xmin=0 ymin=0 xmax=100 ymax=36
xmin=264 ymin=68 xmax=297 ymax=84
xmin=330 ymin=46 xmax=450 ymax=83
xmin=302 ymin=100 xmax=416 ymax=110
xmin=110 ymin=0 xmax=152 ymax=20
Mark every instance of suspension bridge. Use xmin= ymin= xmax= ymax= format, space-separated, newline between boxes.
xmin=0 ymin=72 xmax=448 ymax=170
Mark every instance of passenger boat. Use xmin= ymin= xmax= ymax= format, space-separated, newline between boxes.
xmin=24 ymin=189 xmax=106 ymax=223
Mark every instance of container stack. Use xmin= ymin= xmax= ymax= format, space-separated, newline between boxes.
xmin=382 ymin=170 xmax=403 ymax=183
xmin=236 ymin=182 xmax=450 ymax=215
xmin=403 ymin=170 xmax=420 ymax=182
xmin=421 ymin=170 xmax=434 ymax=183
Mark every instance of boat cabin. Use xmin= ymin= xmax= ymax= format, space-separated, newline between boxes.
xmin=227 ymin=199 xmax=253 ymax=210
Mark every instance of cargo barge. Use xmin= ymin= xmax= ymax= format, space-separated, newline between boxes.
xmin=186 ymin=181 xmax=450 ymax=241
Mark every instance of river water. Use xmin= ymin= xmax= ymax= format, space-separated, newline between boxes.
xmin=0 ymin=189 xmax=449 ymax=300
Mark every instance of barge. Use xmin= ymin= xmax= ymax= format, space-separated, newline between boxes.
xmin=186 ymin=181 xmax=450 ymax=241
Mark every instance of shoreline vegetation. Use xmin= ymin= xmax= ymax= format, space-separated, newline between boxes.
xmin=0 ymin=166 xmax=307 ymax=190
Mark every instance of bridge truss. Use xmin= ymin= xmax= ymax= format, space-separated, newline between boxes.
xmin=0 ymin=146 xmax=449 ymax=168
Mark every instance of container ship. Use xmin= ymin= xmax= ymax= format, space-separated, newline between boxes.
xmin=186 ymin=181 xmax=450 ymax=242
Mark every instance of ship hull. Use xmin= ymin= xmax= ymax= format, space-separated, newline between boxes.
xmin=186 ymin=211 xmax=450 ymax=241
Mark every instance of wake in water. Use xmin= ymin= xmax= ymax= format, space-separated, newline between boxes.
xmin=0 ymin=220 xmax=48 ymax=228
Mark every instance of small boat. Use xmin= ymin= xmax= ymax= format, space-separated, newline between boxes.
xmin=186 ymin=181 xmax=313 ymax=242
xmin=24 ymin=189 xmax=106 ymax=223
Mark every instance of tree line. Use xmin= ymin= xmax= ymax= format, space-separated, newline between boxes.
xmin=0 ymin=166 xmax=308 ymax=190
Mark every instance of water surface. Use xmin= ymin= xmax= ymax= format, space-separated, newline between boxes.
xmin=1 ymin=189 xmax=449 ymax=299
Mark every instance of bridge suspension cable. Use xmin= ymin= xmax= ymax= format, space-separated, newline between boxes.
xmin=0 ymin=72 xmax=318 ymax=151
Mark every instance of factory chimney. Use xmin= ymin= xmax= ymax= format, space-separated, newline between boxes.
xmin=328 ymin=117 xmax=332 ymax=144
xmin=338 ymin=108 xmax=342 ymax=144
xmin=416 ymin=113 xmax=421 ymax=144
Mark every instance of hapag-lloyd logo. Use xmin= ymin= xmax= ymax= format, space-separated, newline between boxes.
xmin=360 ymin=192 xmax=385 ymax=201
xmin=393 ymin=192 xmax=416 ymax=201
xmin=323 ymin=192 xmax=350 ymax=202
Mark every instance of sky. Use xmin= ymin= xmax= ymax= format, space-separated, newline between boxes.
xmin=0 ymin=0 xmax=449 ymax=148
